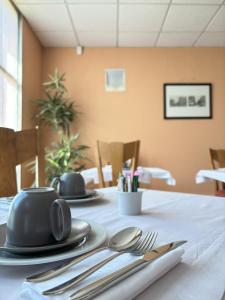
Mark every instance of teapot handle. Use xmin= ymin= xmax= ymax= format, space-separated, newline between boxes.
xmin=50 ymin=177 xmax=61 ymax=193
xmin=50 ymin=199 xmax=71 ymax=242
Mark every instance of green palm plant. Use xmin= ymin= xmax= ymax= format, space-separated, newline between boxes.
xmin=45 ymin=133 xmax=89 ymax=183
xmin=34 ymin=69 xmax=89 ymax=184
xmin=35 ymin=69 xmax=78 ymax=136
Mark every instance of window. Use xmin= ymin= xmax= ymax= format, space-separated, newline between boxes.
xmin=0 ymin=0 xmax=21 ymax=130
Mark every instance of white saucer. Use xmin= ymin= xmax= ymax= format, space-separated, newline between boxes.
xmin=0 ymin=220 xmax=107 ymax=266
xmin=65 ymin=192 xmax=104 ymax=204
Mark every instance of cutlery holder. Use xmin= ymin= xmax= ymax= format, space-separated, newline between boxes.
xmin=117 ymin=191 xmax=143 ymax=215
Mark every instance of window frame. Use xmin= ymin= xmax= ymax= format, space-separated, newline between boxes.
xmin=0 ymin=0 xmax=22 ymax=189
xmin=0 ymin=0 xmax=22 ymax=131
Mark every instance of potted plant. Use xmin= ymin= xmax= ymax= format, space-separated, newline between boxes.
xmin=34 ymin=69 xmax=89 ymax=184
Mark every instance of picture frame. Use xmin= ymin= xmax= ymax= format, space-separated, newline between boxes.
xmin=105 ymin=69 xmax=126 ymax=92
xmin=164 ymin=83 xmax=212 ymax=119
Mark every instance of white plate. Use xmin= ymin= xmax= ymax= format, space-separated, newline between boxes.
xmin=65 ymin=192 xmax=104 ymax=204
xmin=0 ymin=220 xmax=107 ymax=266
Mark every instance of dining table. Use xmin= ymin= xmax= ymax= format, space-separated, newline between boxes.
xmin=196 ymin=168 xmax=225 ymax=184
xmin=81 ymin=165 xmax=176 ymax=186
xmin=0 ymin=187 xmax=225 ymax=300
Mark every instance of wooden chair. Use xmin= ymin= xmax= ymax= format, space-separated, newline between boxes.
xmin=0 ymin=127 xmax=39 ymax=197
xmin=209 ymin=148 xmax=225 ymax=197
xmin=97 ymin=140 xmax=140 ymax=188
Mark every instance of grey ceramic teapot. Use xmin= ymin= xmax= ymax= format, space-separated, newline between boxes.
xmin=6 ymin=187 xmax=71 ymax=247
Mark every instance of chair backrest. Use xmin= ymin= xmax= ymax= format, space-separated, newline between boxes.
xmin=209 ymin=148 xmax=225 ymax=191
xmin=97 ymin=140 xmax=140 ymax=187
xmin=0 ymin=127 xmax=39 ymax=197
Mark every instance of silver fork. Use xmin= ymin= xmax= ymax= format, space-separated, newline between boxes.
xmin=43 ymin=232 xmax=158 ymax=296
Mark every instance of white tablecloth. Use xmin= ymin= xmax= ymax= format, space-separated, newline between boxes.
xmin=196 ymin=169 xmax=225 ymax=184
xmin=81 ymin=166 xmax=176 ymax=185
xmin=0 ymin=188 xmax=225 ymax=300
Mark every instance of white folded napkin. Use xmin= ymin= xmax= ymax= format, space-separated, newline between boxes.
xmin=20 ymin=247 xmax=184 ymax=300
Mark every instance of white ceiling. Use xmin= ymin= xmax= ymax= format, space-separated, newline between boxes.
xmin=13 ymin=0 xmax=225 ymax=48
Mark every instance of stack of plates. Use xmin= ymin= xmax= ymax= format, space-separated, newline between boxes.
xmin=0 ymin=219 xmax=107 ymax=266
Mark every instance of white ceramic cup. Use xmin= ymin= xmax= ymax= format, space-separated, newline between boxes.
xmin=117 ymin=191 xmax=143 ymax=216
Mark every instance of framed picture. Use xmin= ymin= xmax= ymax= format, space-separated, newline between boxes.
xmin=105 ymin=69 xmax=126 ymax=92
xmin=164 ymin=83 xmax=212 ymax=119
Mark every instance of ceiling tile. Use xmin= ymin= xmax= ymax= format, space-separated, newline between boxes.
xmin=119 ymin=4 xmax=168 ymax=31
xmin=163 ymin=5 xmax=219 ymax=32
xmin=195 ymin=32 xmax=225 ymax=46
xmin=119 ymin=32 xmax=158 ymax=47
xmin=172 ymin=0 xmax=223 ymax=4
xmin=120 ymin=0 xmax=170 ymax=3
xmin=17 ymin=4 xmax=72 ymax=31
xmin=36 ymin=31 xmax=77 ymax=47
xmin=78 ymin=32 xmax=116 ymax=47
xmin=206 ymin=5 xmax=225 ymax=31
xmin=157 ymin=32 xmax=200 ymax=46
xmin=69 ymin=4 xmax=117 ymax=31
xmin=67 ymin=0 xmax=116 ymax=3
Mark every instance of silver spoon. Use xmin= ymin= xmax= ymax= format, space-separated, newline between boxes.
xmin=27 ymin=227 xmax=142 ymax=282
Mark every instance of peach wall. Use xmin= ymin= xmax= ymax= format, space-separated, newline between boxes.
xmin=22 ymin=19 xmax=43 ymax=186
xmin=41 ymin=47 xmax=225 ymax=194
xmin=22 ymin=19 xmax=43 ymax=129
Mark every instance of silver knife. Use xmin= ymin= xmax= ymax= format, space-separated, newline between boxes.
xmin=69 ymin=240 xmax=187 ymax=300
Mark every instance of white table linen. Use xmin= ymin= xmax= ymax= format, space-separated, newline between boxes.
xmin=196 ymin=169 xmax=225 ymax=184
xmin=81 ymin=166 xmax=176 ymax=185
xmin=0 ymin=188 xmax=225 ymax=300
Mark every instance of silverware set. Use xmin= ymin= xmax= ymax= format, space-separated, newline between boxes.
xmin=26 ymin=227 xmax=186 ymax=300
xmin=43 ymin=231 xmax=158 ymax=295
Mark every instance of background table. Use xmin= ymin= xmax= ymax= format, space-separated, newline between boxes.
xmin=81 ymin=166 xmax=176 ymax=186
xmin=196 ymin=169 xmax=225 ymax=184
xmin=0 ymin=188 xmax=225 ymax=300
